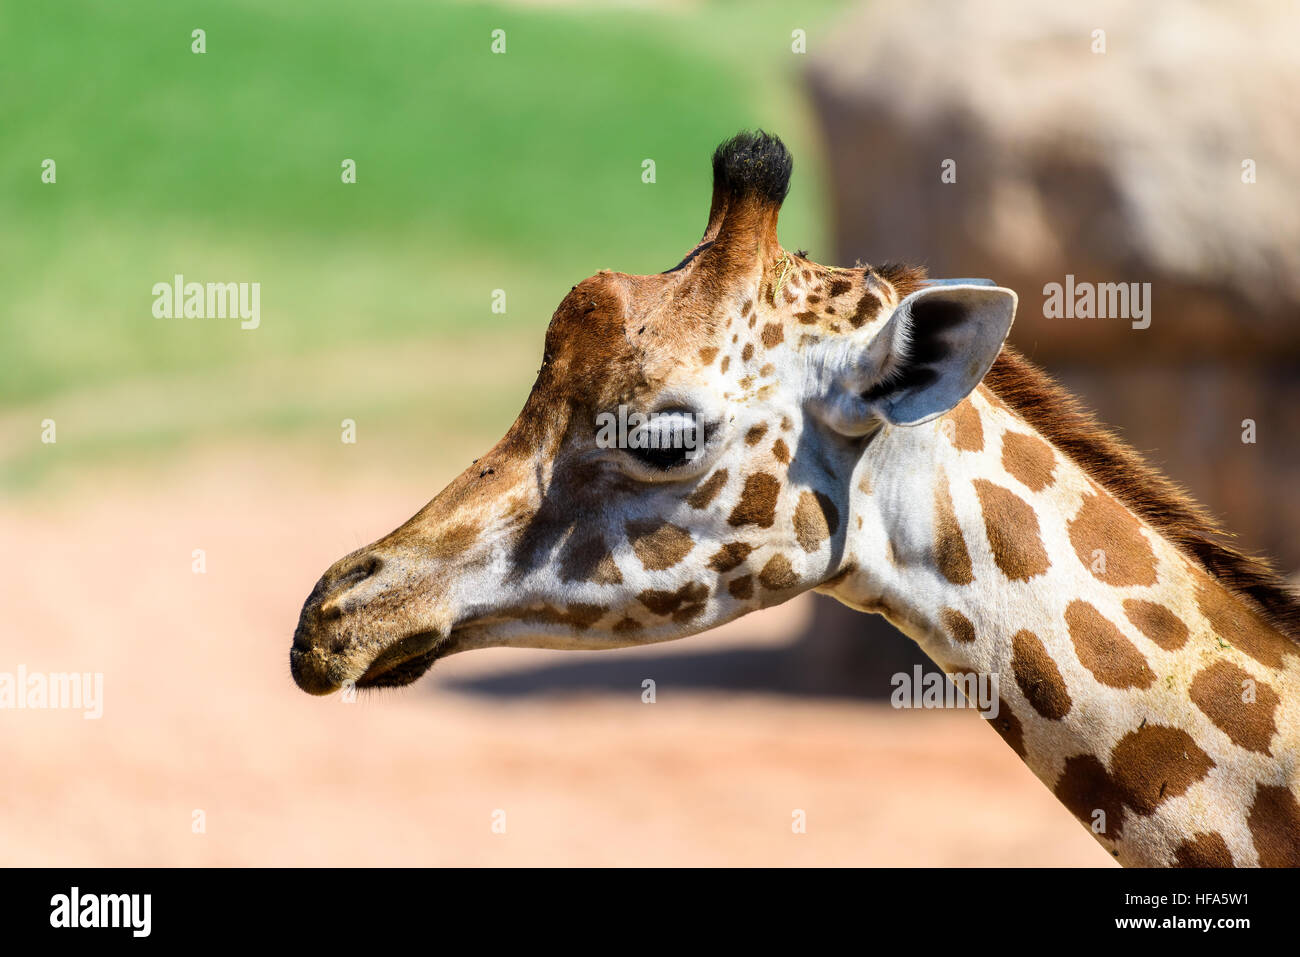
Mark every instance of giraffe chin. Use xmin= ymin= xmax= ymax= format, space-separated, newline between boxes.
xmin=354 ymin=631 xmax=448 ymax=690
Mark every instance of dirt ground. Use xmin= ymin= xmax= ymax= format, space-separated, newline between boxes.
xmin=0 ymin=446 xmax=1110 ymax=866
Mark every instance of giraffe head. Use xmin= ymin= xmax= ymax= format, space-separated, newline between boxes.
xmin=290 ymin=131 xmax=1017 ymax=695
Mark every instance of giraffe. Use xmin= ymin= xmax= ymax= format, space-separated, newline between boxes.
xmin=290 ymin=131 xmax=1300 ymax=867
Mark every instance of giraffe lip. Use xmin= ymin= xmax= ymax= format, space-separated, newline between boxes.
xmin=355 ymin=630 xmax=447 ymax=689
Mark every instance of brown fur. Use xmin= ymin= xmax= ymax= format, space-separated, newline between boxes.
xmin=940 ymin=607 xmax=976 ymax=644
xmin=1064 ymin=600 xmax=1155 ymax=689
xmin=1122 ymin=598 xmax=1190 ymax=650
xmin=1189 ymin=660 xmax=1279 ymax=754
xmin=933 ymin=468 xmax=975 ymax=586
xmin=1109 ymin=725 xmax=1214 ymax=816
xmin=946 ymin=399 xmax=984 ymax=452
xmin=1248 ymin=785 xmax=1300 ymax=867
xmin=1011 ymin=628 xmax=1072 ymax=720
xmin=972 ymin=479 xmax=1051 ymax=581
xmin=1174 ymin=832 xmax=1235 ymax=867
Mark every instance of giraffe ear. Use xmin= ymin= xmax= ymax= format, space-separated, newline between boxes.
xmin=811 ymin=283 xmax=1017 ymax=435
xmin=863 ymin=284 xmax=1017 ymax=426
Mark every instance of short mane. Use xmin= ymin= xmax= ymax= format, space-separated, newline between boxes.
xmin=984 ymin=347 xmax=1300 ymax=642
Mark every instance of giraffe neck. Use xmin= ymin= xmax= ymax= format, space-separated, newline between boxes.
xmin=823 ymin=384 xmax=1300 ymax=867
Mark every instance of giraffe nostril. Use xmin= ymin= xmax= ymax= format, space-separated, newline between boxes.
xmin=334 ymin=554 xmax=383 ymax=591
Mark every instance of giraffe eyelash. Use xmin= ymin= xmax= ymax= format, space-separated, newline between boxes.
xmin=604 ymin=412 xmax=721 ymax=480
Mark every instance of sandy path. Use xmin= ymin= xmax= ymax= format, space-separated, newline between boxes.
xmin=0 ymin=448 xmax=1108 ymax=866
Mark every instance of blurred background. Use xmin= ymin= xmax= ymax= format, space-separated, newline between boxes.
xmin=1 ymin=0 xmax=1294 ymax=866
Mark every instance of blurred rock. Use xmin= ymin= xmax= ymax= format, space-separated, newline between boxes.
xmin=805 ymin=0 xmax=1300 ymax=571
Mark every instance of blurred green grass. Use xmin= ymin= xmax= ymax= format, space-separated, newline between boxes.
xmin=0 ymin=0 xmax=845 ymax=490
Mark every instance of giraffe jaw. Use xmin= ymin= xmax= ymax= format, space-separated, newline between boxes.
xmin=354 ymin=629 xmax=452 ymax=690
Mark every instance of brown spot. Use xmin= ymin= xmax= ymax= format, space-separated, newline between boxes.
xmin=521 ymin=603 xmax=607 ymax=630
xmin=558 ymin=533 xmax=622 ymax=585
xmin=638 ymin=581 xmax=708 ymax=617
xmin=741 ymin=343 xmax=754 ymax=362
xmin=933 ymin=471 xmax=974 ymax=585
xmin=672 ymin=596 xmax=707 ymax=624
xmin=973 ymin=480 xmax=1051 ymax=581
xmin=829 ymin=278 xmax=851 ymax=298
xmin=698 ymin=346 xmax=718 ymax=365
xmin=848 ymin=289 xmax=880 ymax=328
xmin=626 ymin=519 xmax=694 ymax=571
xmin=1011 ymin=629 xmax=1072 ymax=719
xmin=1068 ymin=492 xmax=1158 ymax=586
xmin=793 ymin=490 xmax=838 ymax=553
xmin=1122 ymin=599 xmax=1189 ymax=651
xmin=940 ymin=608 xmax=976 ymax=644
xmin=728 ymin=473 xmax=780 ymax=528
xmin=611 ymin=617 xmax=643 ymax=634
xmin=795 ymin=311 xmax=818 ymax=324
xmin=1065 ymin=600 xmax=1155 ymax=689
xmin=1247 ymin=784 xmax=1300 ymax=867
xmin=709 ymin=541 xmax=753 ymax=573
xmin=1174 ymin=832 xmax=1234 ymax=868
xmin=741 ymin=298 xmax=753 ymax=317
xmin=761 ymin=323 xmax=784 ymax=348
xmin=1001 ymin=430 xmax=1056 ymax=492
xmin=1055 ymin=754 xmax=1128 ymax=837
xmin=945 ymin=400 xmax=984 ymax=452
xmin=429 ymin=521 xmax=481 ymax=558
xmin=1189 ymin=660 xmax=1279 ymax=754
xmin=744 ymin=424 xmax=769 ymax=446
xmin=857 ymin=474 xmax=872 ymax=496
xmin=1110 ymin=724 xmax=1214 ymax=816
xmin=758 ymin=554 xmax=798 ymax=590
xmin=687 ymin=469 xmax=728 ymax=509
xmin=759 ymin=363 xmax=774 ymax=377
xmin=720 ymin=355 xmax=731 ymax=373
xmin=1195 ymin=575 xmax=1290 ymax=670
xmin=728 ymin=574 xmax=753 ymax=600
xmin=781 ymin=416 xmax=792 ymax=431
xmin=771 ymin=438 xmax=790 ymax=463
xmin=984 ymin=699 xmax=1026 ymax=758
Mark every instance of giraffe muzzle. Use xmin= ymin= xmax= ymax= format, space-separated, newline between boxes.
xmin=290 ymin=549 xmax=450 ymax=695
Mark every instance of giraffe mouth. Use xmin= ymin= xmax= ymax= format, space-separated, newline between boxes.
xmin=355 ymin=630 xmax=448 ymax=689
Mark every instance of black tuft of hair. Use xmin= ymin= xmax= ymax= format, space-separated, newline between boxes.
xmin=711 ymin=130 xmax=793 ymax=205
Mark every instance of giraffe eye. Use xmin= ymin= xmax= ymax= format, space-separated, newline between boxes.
xmin=628 ymin=443 xmax=694 ymax=470
xmin=622 ymin=409 xmax=708 ymax=472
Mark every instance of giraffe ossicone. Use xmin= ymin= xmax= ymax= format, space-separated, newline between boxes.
xmin=291 ymin=131 xmax=1300 ymax=868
